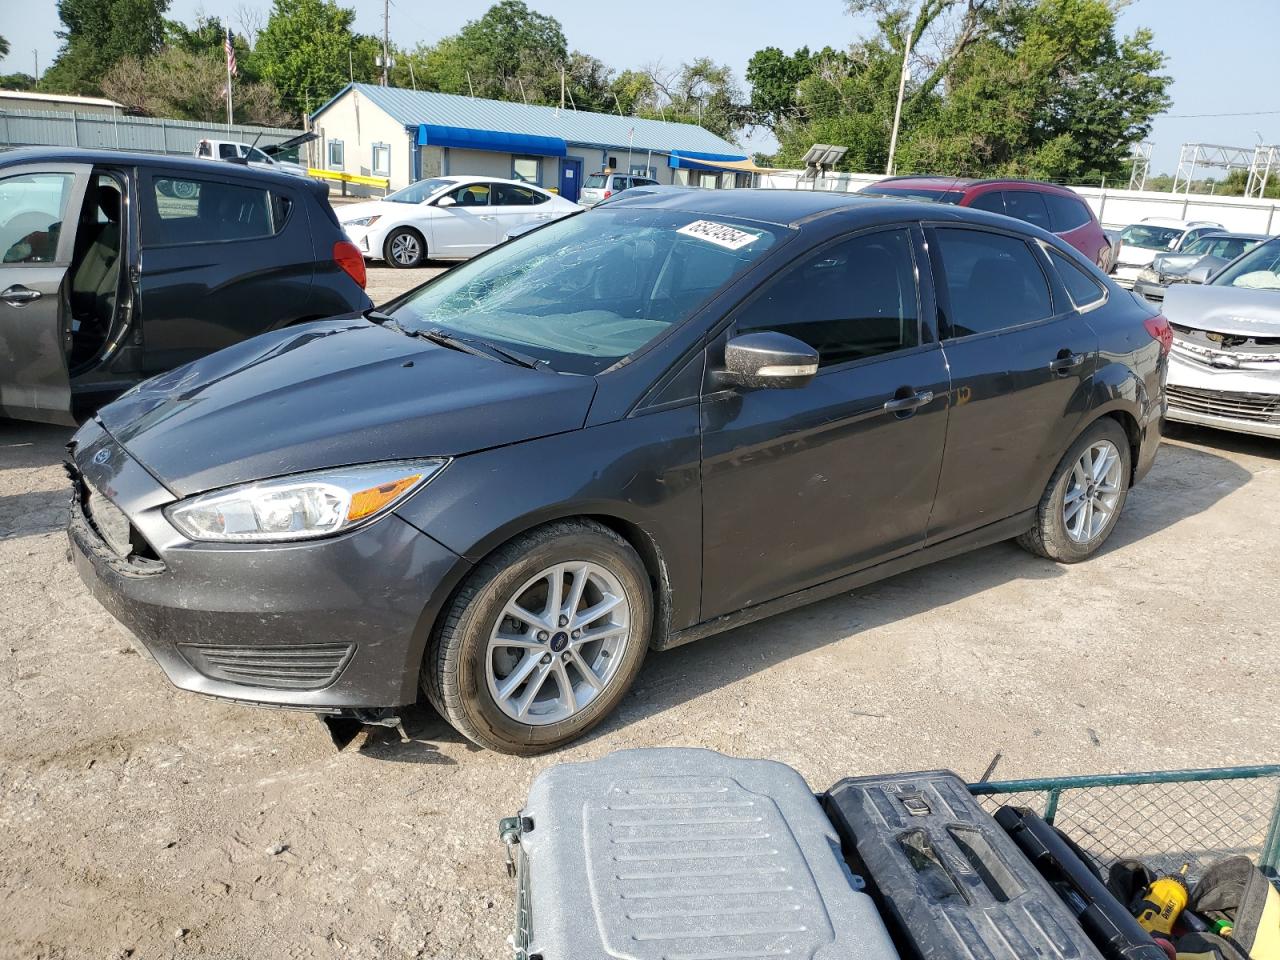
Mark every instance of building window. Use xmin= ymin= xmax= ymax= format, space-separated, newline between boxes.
xmin=372 ymin=142 xmax=390 ymax=177
xmin=608 ymin=156 xmax=618 ymax=168
xmin=673 ymin=169 xmax=690 ymax=186
xmin=328 ymin=139 xmax=344 ymax=169
xmin=512 ymin=156 xmax=540 ymax=184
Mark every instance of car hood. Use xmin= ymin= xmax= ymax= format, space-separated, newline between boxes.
xmin=337 ymin=200 xmax=396 ymax=223
xmin=95 ymin=319 xmax=597 ymax=497
xmin=1152 ymin=252 xmax=1201 ymax=275
xmin=1117 ymin=245 xmax=1162 ymax=267
xmin=1162 ymin=283 xmax=1280 ymax=336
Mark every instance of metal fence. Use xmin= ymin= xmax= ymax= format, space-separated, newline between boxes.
xmin=0 ymin=107 xmax=303 ymax=158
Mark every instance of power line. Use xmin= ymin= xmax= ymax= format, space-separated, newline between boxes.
xmin=1157 ymin=109 xmax=1280 ymax=120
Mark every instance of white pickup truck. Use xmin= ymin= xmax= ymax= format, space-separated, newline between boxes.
xmin=194 ymin=135 xmax=313 ymax=178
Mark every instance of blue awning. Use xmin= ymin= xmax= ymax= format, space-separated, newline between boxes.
xmin=416 ymin=124 xmax=567 ymax=158
xmin=668 ymin=150 xmax=749 ymax=170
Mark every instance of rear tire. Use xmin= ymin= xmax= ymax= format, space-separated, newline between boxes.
xmin=383 ymin=227 xmax=426 ymax=268
xmin=423 ymin=520 xmax=651 ymax=755
xmin=1018 ymin=418 xmax=1131 ymax=563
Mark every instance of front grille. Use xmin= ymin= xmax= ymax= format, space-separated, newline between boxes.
xmin=84 ymin=479 xmax=133 ymax=558
xmin=1167 ymin=385 xmax=1280 ymax=423
xmin=179 ymin=642 xmax=355 ymax=690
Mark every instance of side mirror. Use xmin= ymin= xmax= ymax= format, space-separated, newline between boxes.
xmin=436 ymin=195 xmax=457 ymax=208
xmin=721 ymin=331 xmax=819 ymax=390
xmin=1186 ymin=264 xmax=1214 ymax=285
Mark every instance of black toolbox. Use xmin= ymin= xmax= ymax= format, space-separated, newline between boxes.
xmin=825 ymin=770 xmax=1106 ymax=960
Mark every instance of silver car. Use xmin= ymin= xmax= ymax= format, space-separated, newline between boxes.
xmin=1133 ymin=232 xmax=1268 ymax=304
xmin=1163 ymin=237 xmax=1280 ymax=438
xmin=579 ymin=171 xmax=659 ymax=208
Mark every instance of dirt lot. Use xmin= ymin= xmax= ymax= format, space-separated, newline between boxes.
xmin=2 ymin=266 xmax=1278 ymax=958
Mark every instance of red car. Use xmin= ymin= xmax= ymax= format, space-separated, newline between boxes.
xmin=860 ymin=177 xmax=1112 ymax=271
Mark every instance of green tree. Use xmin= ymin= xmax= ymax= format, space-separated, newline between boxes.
xmin=646 ymin=59 xmax=746 ymax=141
xmin=759 ymin=0 xmax=1170 ymax=181
xmin=252 ymin=0 xmax=364 ymax=114
xmin=0 ymin=73 xmax=37 ymax=91
xmin=42 ymin=0 xmax=171 ymax=95
xmin=0 ymin=35 xmax=10 ymax=60
xmin=103 ymin=47 xmax=288 ymax=125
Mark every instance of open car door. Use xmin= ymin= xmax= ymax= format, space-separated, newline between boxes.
xmin=0 ymin=162 xmax=90 ymax=425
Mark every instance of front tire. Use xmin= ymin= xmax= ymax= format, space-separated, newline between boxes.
xmin=1018 ymin=418 xmax=1131 ymax=563
xmin=383 ymin=227 xmax=426 ymax=268
xmin=423 ymin=520 xmax=651 ymax=754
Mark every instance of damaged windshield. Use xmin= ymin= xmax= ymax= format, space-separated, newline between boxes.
xmin=388 ymin=208 xmax=785 ymax=374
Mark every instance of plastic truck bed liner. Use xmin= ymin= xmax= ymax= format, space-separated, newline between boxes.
xmin=509 ymin=747 xmax=900 ymax=960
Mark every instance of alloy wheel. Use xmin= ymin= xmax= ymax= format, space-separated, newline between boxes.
xmin=390 ymin=233 xmax=421 ymax=265
xmin=485 ymin=561 xmax=631 ymax=725
xmin=1063 ymin=440 xmax=1123 ymax=544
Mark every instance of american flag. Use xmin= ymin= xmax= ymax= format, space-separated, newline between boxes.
xmin=224 ymin=28 xmax=237 ymax=78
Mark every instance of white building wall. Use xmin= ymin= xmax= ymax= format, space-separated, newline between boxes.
xmin=444 ymin=148 xmax=512 ymax=179
xmin=311 ymin=89 xmax=415 ymax=191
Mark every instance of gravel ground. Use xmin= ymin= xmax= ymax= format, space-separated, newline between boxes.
xmin=1 ymin=265 xmax=1277 ymax=958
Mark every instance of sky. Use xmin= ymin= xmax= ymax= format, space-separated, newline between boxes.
xmin=2 ymin=0 xmax=1277 ymax=176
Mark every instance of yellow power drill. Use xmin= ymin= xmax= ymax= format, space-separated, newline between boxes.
xmin=1134 ymin=865 xmax=1190 ymax=936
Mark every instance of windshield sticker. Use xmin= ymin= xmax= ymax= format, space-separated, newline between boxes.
xmin=677 ymin=219 xmax=760 ymax=250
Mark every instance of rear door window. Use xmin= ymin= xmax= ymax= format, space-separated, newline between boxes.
xmin=932 ymin=227 xmax=1053 ymax=337
xmin=735 ymin=227 xmax=921 ymax=367
xmin=217 ymin=144 xmax=238 ymax=160
xmin=1047 ymin=247 xmax=1106 ymax=310
xmin=968 ymin=191 xmax=1006 ymax=215
xmin=1044 ymin=193 xmax=1092 ymax=232
xmin=143 ymin=175 xmax=292 ymax=246
xmin=1003 ymin=191 xmax=1052 ymax=232
xmin=612 ymin=176 xmax=630 ymax=191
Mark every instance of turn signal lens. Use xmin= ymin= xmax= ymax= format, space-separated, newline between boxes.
xmin=165 ymin=460 xmax=448 ymax=542
xmin=348 ymin=474 xmax=423 ymax=522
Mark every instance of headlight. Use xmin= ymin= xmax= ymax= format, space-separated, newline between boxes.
xmin=165 ymin=460 xmax=447 ymax=543
xmin=1138 ymin=267 xmax=1161 ymax=283
xmin=344 ymin=215 xmax=380 ymax=228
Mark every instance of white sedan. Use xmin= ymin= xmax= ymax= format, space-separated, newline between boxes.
xmin=339 ymin=176 xmax=579 ymax=268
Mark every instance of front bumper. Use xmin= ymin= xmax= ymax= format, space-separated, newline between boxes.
xmin=1165 ymin=350 xmax=1280 ymax=439
xmin=1112 ymin=265 xmax=1146 ymax=289
xmin=1132 ymin=280 xmax=1168 ymax=304
xmin=66 ymin=421 xmax=470 ymax=709
xmin=341 ymin=223 xmax=382 ymax=260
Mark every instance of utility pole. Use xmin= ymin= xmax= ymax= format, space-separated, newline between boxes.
xmin=886 ymin=9 xmax=916 ymax=176
xmin=559 ymin=65 xmax=565 ymax=114
xmin=33 ymin=50 xmax=39 ymax=87
xmin=381 ymin=0 xmax=390 ymax=86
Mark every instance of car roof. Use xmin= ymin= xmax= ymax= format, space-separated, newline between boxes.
xmin=1197 ymin=231 xmax=1269 ymax=241
xmin=1138 ymin=217 xmax=1220 ymax=228
xmin=0 ymin=146 xmax=305 ymax=187
xmin=592 ymin=184 xmax=1071 ymax=237
xmin=430 ymin=175 xmax=550 ymax=188
xmin=871 ymin=175 xmax=1080 ymax=196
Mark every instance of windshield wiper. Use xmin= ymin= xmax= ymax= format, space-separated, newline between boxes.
xmin=365 ymin=310 xmax=548 ymax=370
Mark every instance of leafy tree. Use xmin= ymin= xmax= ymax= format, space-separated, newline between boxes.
xmin=0 ymin=73 xmax=37 ymax=91
xmin=0 ymin=35 xmax=9 ymax=60
xmin=42 ymin=0 xmax=171 ymax=95
xmin=759 ymin=0 xmax=1170 ymax=181
xmin=103 ymin=47 xmax=288 ymax=125
xmin=253 ymin=0 xmax=365 ymax=113
xmin=645 ymin=59 xmax=745 ymax=141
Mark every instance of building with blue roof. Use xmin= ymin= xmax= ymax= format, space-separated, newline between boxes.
xmin=308 ymin=82 xmax=750 ymax=201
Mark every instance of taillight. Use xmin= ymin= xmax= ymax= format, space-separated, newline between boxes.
xmin=1143 ymin=314 xmax=1172 ymax=355
xmin=603 ymin=190 xmax=612 ymax=198
xmin=333 ymin=240 xmax=366 ymax=289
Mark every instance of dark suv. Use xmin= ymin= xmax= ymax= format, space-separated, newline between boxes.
xmin=68 ymin=189 xmax=1168 ymax=754
xmin=0 ymin=148 xmax=371 ymax=424
xmin=860 ymin=177 xmax=1112 ymax=271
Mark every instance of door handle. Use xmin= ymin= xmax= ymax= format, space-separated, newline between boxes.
xmin=883 ymin=389 xmax=934 ymax=413
xmin=1 ymin=285 xmax=42 ymax=306
xmin=1048 ymin=352 xmax=1086 ymax=374
xmin=479 ymin=215 xmax=497 ymax=222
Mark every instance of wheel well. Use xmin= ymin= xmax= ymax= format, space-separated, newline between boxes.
xmin=582 ymin=515 xmax=671 ymax=645
xmin=385 ymin=225 xmax=426 ymax=249
xmin=1101 ymin=410 xmax=1141 ymax=482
